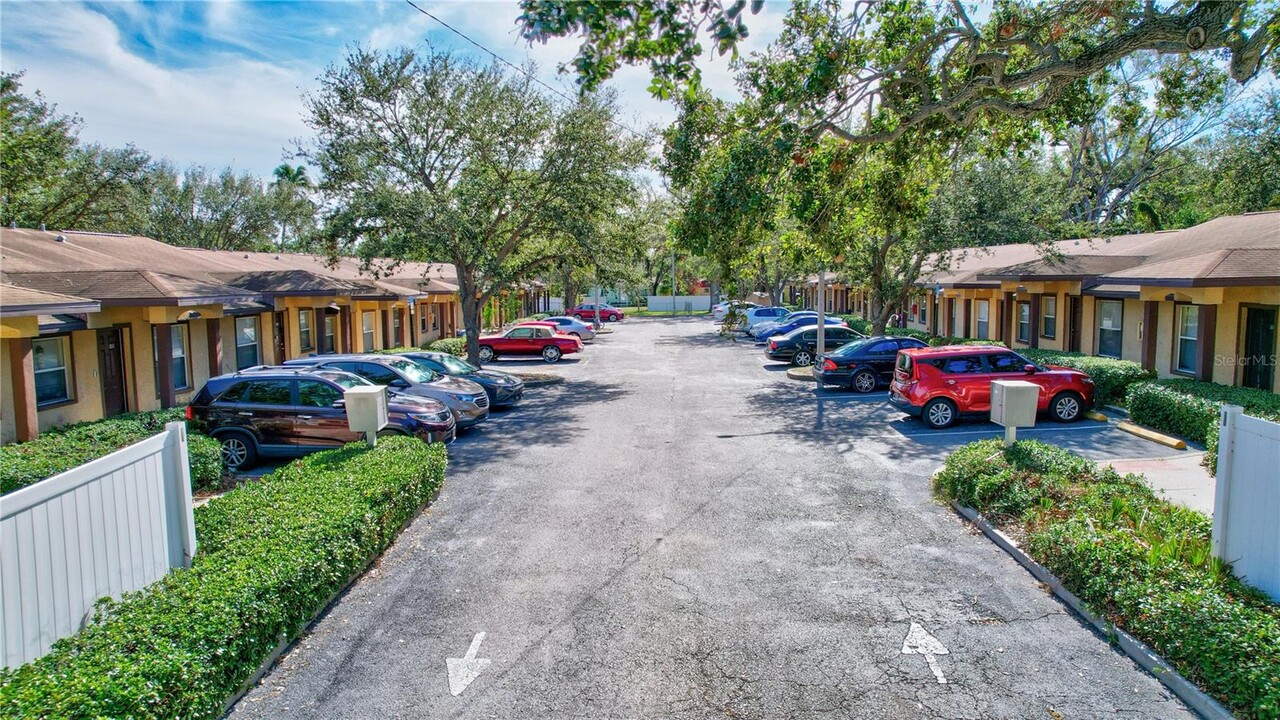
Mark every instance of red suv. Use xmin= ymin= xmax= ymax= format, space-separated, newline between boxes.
xmin=889 ymin=346 xmax=1094 ymax=429
xmin=571 ymin=303 xmax=624 ymax=322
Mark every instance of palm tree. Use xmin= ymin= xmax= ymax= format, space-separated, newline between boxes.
xmin=270 ymin=164 xmax=312 ymax=249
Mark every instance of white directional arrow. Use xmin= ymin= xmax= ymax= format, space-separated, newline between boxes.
xmin=901 ymin=621 xmax=950 ymax=684
xmin=446 ymin=631 xmax=492 ymax=696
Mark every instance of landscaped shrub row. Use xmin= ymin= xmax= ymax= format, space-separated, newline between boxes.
xmin=0 ymin=408 xmax=223 ymax=496
xmin=1020 ymin=348 xmax=1153 ymax=406
xmin=935 ymin=439 xmax=1280 ymax=719
xmin=0 ymin=436 xmax=448 ymax=719
xmin=426 ymin=337 xmax=466 ymax=356
xmin=1127 ymin=379 xmax=1280 ymax=474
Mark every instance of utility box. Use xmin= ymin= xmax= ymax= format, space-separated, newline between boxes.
xmin=344 ymin=385 xmax=388 ymax=444
xmin=991 ymin=380 xmax=1039 ymax=445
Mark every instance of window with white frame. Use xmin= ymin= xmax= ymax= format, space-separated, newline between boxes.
xmin=362 ymin=311 xmax=375 ymax=352
xmin=323 ymin=315 xmax=337 ymax=353
xmin=1041 ymin=297 xmax=1057 ymax=339
xmin=152 ymin=324 xmax=190 ymax=391
xmin=32 ymin=336 xmax=72 ymax=406
xmin=976 ymin=300 xmax=990 ymax=339
xmin=1097 ymin=299 xmax=1123 ymax=358
xmin=1017 ymin=302 xmax=1031 ymax=344
xmin=393 ymin=310 xmax=402 ymax=346
xmin=298 ymin=309 xmax=314 ymax=351
xmin=235 ymin=316 xmax=260 ymax=369
xmin=1176 ymin=304 xmax=1199 ymax=374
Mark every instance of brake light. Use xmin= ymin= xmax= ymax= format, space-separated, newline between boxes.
xmin=184 ymin=406 xmax=193 ymax=420
xmin=822 ymin=359 xmax=837 ymax=371
xmin=769 ymin=340 xmax=778 ymax=350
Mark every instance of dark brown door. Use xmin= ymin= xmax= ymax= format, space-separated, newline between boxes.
xmin=273 ymin=312 xmax=287 ymax=364
xmin=97 ymin=328 xmax=128 ymax=417
xmin=1068 ymin=296 xmax=1083 ymax=353
xmin=1242 ymin=306 xmax=1277 ymax=391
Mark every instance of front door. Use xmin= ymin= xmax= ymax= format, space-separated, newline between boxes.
xmin=96 ymin=328 xmax=127 ymax=417
xmin=1241 ymin=306 xmax=1277 ymax=391
xmin=273 ymin=312 xmax=287 ymax=364
xmin=1068 ymin=296 xmax=1082 ymax=352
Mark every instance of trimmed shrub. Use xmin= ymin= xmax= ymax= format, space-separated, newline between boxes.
xmin=426 ymin=337 xmax=466 ymax=356
xmin=936 ymin=439 xmax=1280 ymax=719
xmin=1127 ymin=379 xmax=1280 ymax=474
xmin=0 ymin=436 xmax=447 ymax=718
xmin=1 ymin=409 xmax=223 ymax=495
xmin=1020 ymin=348 xmax=1153 ymax=406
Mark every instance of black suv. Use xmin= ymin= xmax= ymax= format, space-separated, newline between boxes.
xmin=188 ymin=367 xmax=455 ymax=470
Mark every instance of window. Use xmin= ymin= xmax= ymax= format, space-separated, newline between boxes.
xmin=323 ymin=315 xmax=336 ymax=353
xmin=1097 ymin=300 xmax=1124 ymax=358
xmin=152 ymin=324 xmax=190 ymax=391
xmin=867 ymin=340 xmax=898 ymax=355
xmin=298 ymin=380 xmax=342 ymax=408
xmin=362 ymin=311 xmax=375 ymax=352
xmin=937 ymin=356 xmax=985 ymax=374
xmin=507 ymin=327 xmax=535 ymax=339
xmin=1176 ymin=304 xmax=1199 ymax=374
xmin=355 ymin=362 xmax=401 ymax=386
xmin=420 ymin=306 xmax=429 ymax=333
xmin=217 ymin=381 xmax=251 ymax=403
xmin=987 ymin=352 xmax=1027 ymax=373
xmin=235 ymin=317 xmax=260 ymax=369
xmin=32 ymin=336 xmax=72 ymax=406
xmin=919 ymin=300 xmax=927 ymax=325
xmin=976 ymin=300 xmax=990 ymax=339
xmin=1017 ymin=302 xmax=1031 ymax=344
xmin=299 ymin=309 xmax=314 ymax=351
xmin=246 ymin=380 xmax=292 ymax=405
xmin=392 ymin=311 xmax=402 ymax=346
xmin=1041 ymin=297 xmax=1057 ymax=339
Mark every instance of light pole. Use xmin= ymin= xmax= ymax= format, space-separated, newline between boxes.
xmin=670 ymin=250 xmax=677 ymax=315
xmin=816 ymin=267 xmax=826 ymax=362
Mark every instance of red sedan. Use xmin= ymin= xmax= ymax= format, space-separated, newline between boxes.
xmin=571 ymin=303 xmax=625 ymax=322
xmin=478 ymin=325 xmax=583 ymax=363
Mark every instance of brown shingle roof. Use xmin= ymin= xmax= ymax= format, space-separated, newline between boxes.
xmin=3 ymin=270 xmax=259 ymax=305
xmin=978 ymin=255 xmax=1147 ymax=281
xmin=0 ymin=283 xmax=101 ymax=317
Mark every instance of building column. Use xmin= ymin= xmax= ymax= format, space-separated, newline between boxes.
xmin=1003 ymin=292 xmax=1015 ymax=343
xmin=207 ymin=317 xmax=223 ymax=376
xmin=1197 ymin=305 xmax=1217 ymax=382
xmin=155 ymin=323 xmax=175 ymax=409
xmin=381 ymin=308 xmax=392 ymax=349
xmin=8 ymin=338 xmax=39 ymax=442
xmin=1029 ymin=294 xmax=1041 ymax=349
xmin=340 ymin=306 xmax=352 ymax=353
xmin=962 ymin=299 xmax=972 ymax=338
xmin=1141 ymin=301 xmax=1158 ymax=372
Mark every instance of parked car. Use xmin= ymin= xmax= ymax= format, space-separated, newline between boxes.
xmin=889 ymin=346 xmax=1095 ymax=429
xmin=754 ymin=314 xmax=847 ymax=342
xmin=713 ymin=300 xmax=758 ymax=322
xmin=765 ymin=326 xmax=866 ymax=366
xmin=394 ymin=351 xmax=525 ymax=408
xmin=748 ymin=310 xmax=815 ymax=338
xmin=813 ymin=336 xmax=929 ymax=391
xmin=542 ymin=315 xmax=596 ymax=341
xmin=283 ymin=354 xmax=490 ymax=428
xmin=477 ymin=325 xmax=583 ymax=363
xmin=188 ymin=367 xmax=456 ymax=470
xmin=571 ymin=302 xmax=625 ymax=322
xmin=740 ymin=306 xmax=790 ymax=330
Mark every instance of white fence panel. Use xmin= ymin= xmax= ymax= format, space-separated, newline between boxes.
xmin=646 ymin=295 xmax=712 ymax=312
xmin=1213 ymin=406 xmax=1280 ymax=602
xmin=0 ymin=421 xmax=196 ymax=668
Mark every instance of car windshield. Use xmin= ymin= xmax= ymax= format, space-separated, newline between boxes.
xmin=317 ymin=372 xmax=372 ymax=389
xmin=389 ymin=358 xmax=436 ymax=383
xmin=831 ymin=338 xmax=875 ymax=356
xmin=438 ymin=355 xmax=478 ymax=374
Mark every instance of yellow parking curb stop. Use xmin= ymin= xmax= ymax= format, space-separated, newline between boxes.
xmin=1116 ymin=421 xmax=1187 ymax=450
xmin=1084 ymin=410 xmax=1108 ymax=422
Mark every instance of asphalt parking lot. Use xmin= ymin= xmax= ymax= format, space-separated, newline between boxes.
xmin=231 ymin=317 xmax=1193 ymax=719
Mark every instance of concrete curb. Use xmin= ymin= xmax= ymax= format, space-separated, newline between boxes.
xmin=785 ymin=366 xmax=816 ymax=382
xmin=509 ymin=374 xmax=564 ymax=387
xmin=949 ymin=500 xmax=1233 ymax=720
xmin=1116 ymin=420 xmax=1188 ymax=449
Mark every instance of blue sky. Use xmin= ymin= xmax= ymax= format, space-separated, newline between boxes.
xmin=0 ymin=0 xmax=790 ymax=180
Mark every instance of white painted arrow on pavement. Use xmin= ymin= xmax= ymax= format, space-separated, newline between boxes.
xmin=901 ymin=621 xmax=950 ymax=684
xmin=446 ymin=632 xmax=492 ymax=696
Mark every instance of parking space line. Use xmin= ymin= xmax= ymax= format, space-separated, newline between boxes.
xmin=870 ymin=424 xmax=1113 ymax=440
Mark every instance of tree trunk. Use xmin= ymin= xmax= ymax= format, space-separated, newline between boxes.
xmin=459 ymin=272 xmax=484 ymax=366
xmin=561 ymin=266 xmax=578 ymax=313
xmin=870 ymin=294 xmax=887 ymax=336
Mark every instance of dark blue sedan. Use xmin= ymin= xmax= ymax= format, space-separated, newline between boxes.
xmin=755 ymin=314 xmax=848 ymax=342
xmin=812 ymin=336 xmax=929 ymax=392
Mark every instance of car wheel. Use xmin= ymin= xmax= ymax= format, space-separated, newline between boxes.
xmin=574 ymin=314 xmax=585 ymax=321
xmin=1050 ymin=391 xmax=1084 ymax=422
xmin=607 ymin=314 xmax=619 ymax=322
xmin=542 ymin=345 xmax=562 ymax=363
xmin=570 ymin=331 xmax=581 ymax=338
xmin=219 ymin=432 xmax=257 ymax=471
xmin=922 ymin=398 xmax=958 ymax=429
xmin=852 ymin=369 xmax=878 ymax=393
xmin=478 ymin=346 xmax=495 ymax=363
xmin=792 ymin=350 xmax=813 ymax=367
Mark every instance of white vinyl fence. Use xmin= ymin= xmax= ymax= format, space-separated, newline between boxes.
xmin=1213 ymin=405 xmax=1280 ymax=602
xmin=1 ymin=421 xmax=197 ymax=668
xmin=647 ymin=295 xmax=712 ymax=312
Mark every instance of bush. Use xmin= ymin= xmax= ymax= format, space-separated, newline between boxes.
xmin=937 ymin=439 xmax=1280 ymax=719
xmin=0 ymin=437 xmax=447 ymax=718
xmin=1127 ymin=379 xmax=1280 ymax=474
xmin=1020 ymin=348 xmax=1153 ymax=406
xmin=426 ymin=337 xmax=466 ymax=356
xmin=1 ymin=409 xmax=223 ymax=495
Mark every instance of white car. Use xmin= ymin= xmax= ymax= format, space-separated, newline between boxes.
xmin=543 ymin=315 xmax=596 ymax=341
xmin=741 ymin=306 xmax=790 ymax=332
xmin=713 ymin=300 xmax=758 ymax=321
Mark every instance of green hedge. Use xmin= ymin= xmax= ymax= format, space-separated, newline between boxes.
xmin=1127 ymin=379 xmax=1280 ymax=474
xmin=1 ymin=409 xmax=223 ymax=496
xmin=426 ymin=337 xmax=466 ymax=356
xmin=1020 ymin=349 xmax=1153 ymax=406
xmin=935 ymin=439 xmax=1280 ymax=719
xmin=0 ymin=436 xmax=447 ymax=718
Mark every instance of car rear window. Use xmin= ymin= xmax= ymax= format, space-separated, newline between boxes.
xmin=896 ymin=353 xmax=913 ymax=375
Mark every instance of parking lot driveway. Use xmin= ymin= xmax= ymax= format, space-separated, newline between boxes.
xmin=231 ymin=318 xmax=1192 ymax=720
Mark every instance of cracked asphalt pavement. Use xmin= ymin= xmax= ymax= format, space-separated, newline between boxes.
xmin=230 ymin=317 xmax=1194 ymax=720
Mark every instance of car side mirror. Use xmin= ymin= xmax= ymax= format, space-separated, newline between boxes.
xmin=1024 ymin=364 xmax=1037 ymax=374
